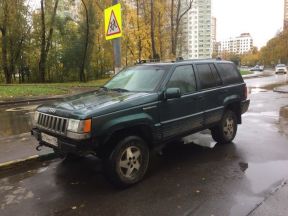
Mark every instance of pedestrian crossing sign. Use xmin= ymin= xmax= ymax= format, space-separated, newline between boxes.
xmin=104 ymin=3 xmax=122 ymax=40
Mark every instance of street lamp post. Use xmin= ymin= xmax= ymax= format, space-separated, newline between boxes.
xmin=112 ymin=0 xmax=121 ymax=74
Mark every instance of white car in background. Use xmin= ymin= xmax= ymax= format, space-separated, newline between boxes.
xmin=275 ymin=64 xmax=287 ymax=74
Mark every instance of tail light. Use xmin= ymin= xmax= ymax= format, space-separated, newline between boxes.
xmin=243 ymin=84 xmax=248 ymax=99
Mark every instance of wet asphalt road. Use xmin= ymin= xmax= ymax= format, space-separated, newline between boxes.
xmin=0 ymin=75 xmax=288 ymax=216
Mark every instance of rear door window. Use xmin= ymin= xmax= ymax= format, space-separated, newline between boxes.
xmin=195 ymin=63 xmax=221 ymax=90
xmin=217 ymin=63 xmax=242 ymax=85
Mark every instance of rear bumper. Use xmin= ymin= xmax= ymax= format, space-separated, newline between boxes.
xmin=241 ymin=99 xmax=250 ymax=114
xmin=31 ymin=128 xmax=97 ymax=155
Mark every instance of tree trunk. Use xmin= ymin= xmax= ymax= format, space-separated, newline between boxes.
xmin=80 ymin=0 xmax=89 ymax=82
xmin=158 ymin=12 xmax=163 ymax=58
xmin=1 ymin=29 xmax=11 ymax=84
xmin=39 ymin=0 xmax=46 ymax=82
xmin=38 ymin=0 xmax=59 ymax=83
xmin=136 ymin=0 xmax=142 ymax=61
xmin=0 ymin=1 xmax=11 ymax=84
xmin=150 ymin=0 xmax=157 ymax=59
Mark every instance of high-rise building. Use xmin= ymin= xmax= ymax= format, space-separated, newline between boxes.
xmin=220 ymin=33 xmax=253 ymax=54
xmin=180 ymin=0 xmax=212 ymax=59
xmin=211 ymin=16 xmax=219 ymax=55
xmin=211 ymin=16 xmax=216 ymax=42
xmin=284 ymin=0 xmax=288 ymax=29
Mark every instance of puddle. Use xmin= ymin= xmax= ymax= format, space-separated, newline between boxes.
xmin=239 ymin=160 xmax=288 ymax=194
xmin=263 ymin=80 xmax=288 ymax=91
xmin=248 ymin=87 xmax=268 ymax=94
xmin=243 ymin=111 xmax=278 ymax=119
xmin=0 ymin=105 xmax=37 ymax=137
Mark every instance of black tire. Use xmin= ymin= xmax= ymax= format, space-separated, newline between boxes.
xmin=103 ymin=136 xmax=150 ymax=188
xmin=211 ymin=110 xmax=238 ymax=144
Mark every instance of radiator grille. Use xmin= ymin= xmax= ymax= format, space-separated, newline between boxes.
xmin=37 ymin=113 xmax=68 ymax=134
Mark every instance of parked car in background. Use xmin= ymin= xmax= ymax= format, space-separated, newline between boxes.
xmin=275 ymin=64 xmax=287 ymax=74
xmin=249 ymin=65 xmax=264 ymax=72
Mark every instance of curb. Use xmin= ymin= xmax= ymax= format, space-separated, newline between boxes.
xmin=273 ymin=88 xmax=288 ymax=93
xmin=0 ymin=153 xmax=58 ymax=171
xmin=0 ymin=97 xmax=63 ymax=106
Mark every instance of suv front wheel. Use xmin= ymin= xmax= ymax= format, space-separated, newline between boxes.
xmin=104 ymin=136 xmax=150 ymax=188
xmin=211 ymin=110 xmax=238 ymax=144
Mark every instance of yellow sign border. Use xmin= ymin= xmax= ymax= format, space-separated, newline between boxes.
xmin=104 ymin=3 xmax=122 ymax=40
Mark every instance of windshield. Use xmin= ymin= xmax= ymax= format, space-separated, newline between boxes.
xmin=104 ymin=65 xmax=170 ymax=92
xmin=276 ymin=64 xmax=286 ymax=67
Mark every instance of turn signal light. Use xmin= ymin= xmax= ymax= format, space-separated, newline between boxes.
xmin=83 ymin=119 xmax=92 ymax=133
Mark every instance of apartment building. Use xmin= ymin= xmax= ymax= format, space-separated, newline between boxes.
xmin=180 ymin=0 xmax=212 ymax=59
xmin=211 ymin=16 xmax=216 ymax=42
xmin=220 ymin=33 xmax=253 ymax=54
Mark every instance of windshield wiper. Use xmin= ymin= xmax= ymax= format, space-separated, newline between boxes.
xmin=110 ymin=88 xmax=130 ymax=92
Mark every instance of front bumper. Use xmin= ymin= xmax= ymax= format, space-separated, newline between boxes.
xmin=31 ymin=128 xmax=97 ymax=155
xmin=241 ymin=99 xmax=250 ymax=114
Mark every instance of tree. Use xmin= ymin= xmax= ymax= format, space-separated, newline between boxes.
xmin=0 ymin=0 xmax=30 ymax=84
xmin=39 ymin=0 xmax=60 ymax=83
xmin=259 ymin=30 xmax=288 ymax=66
xmin=0 ymin=0 xmax=9 ymax=83
xmin=170 ymin=0 xmax=193 ymax=57
xmin=150 ymin=0 xmax=157 ymax=59
xmin=79 ymin=0 xmax=89 ymax=82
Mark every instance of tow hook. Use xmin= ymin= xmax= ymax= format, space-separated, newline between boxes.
xmin=36 ymin=144 xmax=43 ymax=151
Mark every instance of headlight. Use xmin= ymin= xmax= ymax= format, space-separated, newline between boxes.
xmin=33 ymin=111 xmax=40 ymax=125
xmin=67 ymin=119 xmax=80 ymax=132
xmin=67 ymin=119 xmax=91 ymax=133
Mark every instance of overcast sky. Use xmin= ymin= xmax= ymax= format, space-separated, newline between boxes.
xmin=212 ymin=0 xmax=284 ymax=48
xmin=30 ymin=0 xmax=284 ymax=49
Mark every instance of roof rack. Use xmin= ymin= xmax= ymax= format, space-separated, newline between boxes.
xmin=136 ymin=57 xmax=223 ymax=65
xmin=178 ymin=57 xmax=222 ymax=62
xmin=136 ymin=58 xmax=175 ymax=64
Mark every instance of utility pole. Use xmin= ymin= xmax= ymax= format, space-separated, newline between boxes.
xmin=113 ymin=0 xmax=121 ymax=73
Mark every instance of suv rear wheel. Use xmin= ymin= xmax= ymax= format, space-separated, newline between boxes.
xmin=104 ymin=136 xmax=149 ymax=188
xmin=211 ymin=110 xmax=237 ymax=144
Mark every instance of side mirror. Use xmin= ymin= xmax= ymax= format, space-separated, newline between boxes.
xmin=164 ymin=88 xmax=181 ymax=100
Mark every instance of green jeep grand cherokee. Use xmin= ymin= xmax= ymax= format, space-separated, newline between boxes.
xmin=31 ymin=59 xmax=250 ymax=187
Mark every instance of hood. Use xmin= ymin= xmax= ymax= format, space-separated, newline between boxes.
xmin=37 ymin=90 xmax=157 ymax=119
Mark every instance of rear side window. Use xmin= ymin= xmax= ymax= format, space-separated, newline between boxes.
xmin=167 ymin=65 xmax=197 ymax=94
xmin=217 ymin=63 xmax=242 ymax=85
xmin=195 ymin=63 xmax=221 ymax=89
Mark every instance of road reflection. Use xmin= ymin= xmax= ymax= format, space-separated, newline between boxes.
xmin=0 ymin=105 xmax=38 ymax=137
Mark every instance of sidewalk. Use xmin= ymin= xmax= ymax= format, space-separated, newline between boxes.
xmin=250 ymin=181 xmax=288 ymax=216
xmin=0 ymin=133 xmax=56 ymax=170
